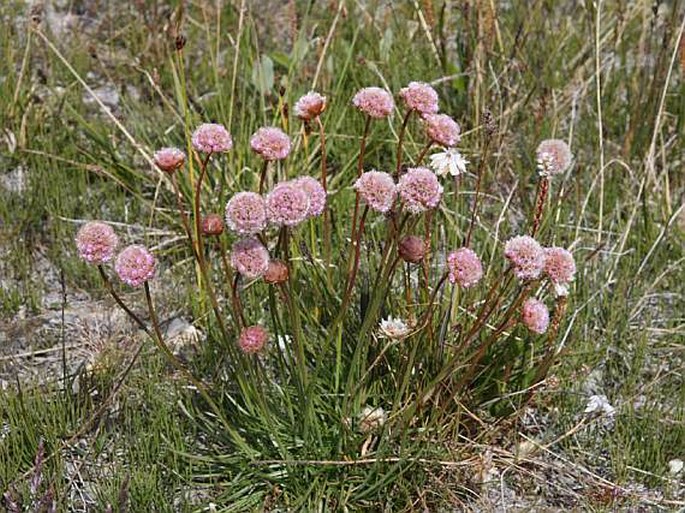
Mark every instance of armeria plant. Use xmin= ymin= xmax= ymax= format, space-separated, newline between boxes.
xmin=76 ymin=78 xmax=577 ymax=499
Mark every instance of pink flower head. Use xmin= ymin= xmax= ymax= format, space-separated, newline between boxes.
xmin=447 ymin=248 xmax=483 ymax=288
xmin=201 ymin=214 xmax=224 ymax=236
xmin=192 ymin=123 xmax=233 ymax=153
xmin=76 ymin=221 xmax=119 ymax=264
xmin=225 ymin=192 xmax=268 ymax=235
xmin=522 ymin=298 xmax=550 ymax=334
xmin=353 ymin=171 xmax=397 ymax=213
xmin=544 ymin=247 xmax=576 ymax=295
xmin=153 ymin=147 xmax=185 ymax=173
xmin=238 ymin=325 xmax=269 ymax=354
xmin=266 ymin=182 xmax=310 ymax=227
xmin=352 ymin=87 xmax=394 ymax=118
xmin=115 ymin=245 xmax=156 ymax=287
xmin=398 ymin=235 xmax=426 ymax=264
xmin=423 ymin=113 xmax=460 ymax=147
xmin=536 ymin=139 xmax=573 ymax=177
xmin=293 ymin=176 xmax=326 ymax=217
xmin=230 ymin=237 xmax=270 ymax=279
xmin=398 ymin=167 xmax=443 ymax=214
xmin=399 ymin=81 xmax=439 ymax=115
xmin=294 ymin=91 xmax=327 ymax=121
xmin=504 ymin=235 xmax=546 ymax=281
xmin=250 ymin=127 xmax=291 ymax=161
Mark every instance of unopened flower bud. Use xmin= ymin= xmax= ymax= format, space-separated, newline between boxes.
xmin=264 ymin=260 xmax=289 ymax=284
xmin=201 ymin=214 xmax=224 ymax=236
xmin=398 ymin=235 xmax=426 ymax=264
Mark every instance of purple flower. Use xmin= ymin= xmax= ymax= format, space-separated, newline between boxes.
xmin=192 ymin=123 xmax=233 ymax=153
xmin=293 ymin=176 xmax=327 ymax=217
xmin=522 ymin=298 xmax=549 ymax=334
xmin=504 ymin=235 xmax=545 ymax=281
xmin=352 ymin=87 xmax=394 ymax=118
xmin=250 ymin=127 xmax=291 ymax=161
xmin=115 ymin=245 xmax=156 ymax=287
xmin=76 ymin=221 xmax=119 ymax=265
xmin=153 ymin=147 xmax=185 ymax=173
xmin=238 ymin=325 xmax=269 ymax=354
xmin=447 ymin=248 xmax=483 ymax=288
xmin=397 ymin=167 xmax=443 ymax=214
xmin=423 ymin=113 xmax=460 ymax=147
xmin=399 ymin=81 xmax=439 ymax=115
xmin=225 ymin=192 xmax=268 ymax=235
xmin=230 ymin=237 xmax=270 ymax=279
xmin=266 ymin=182 xmax=310 ymax=227
xmin=294 ymin=91 xmax=327 ymax=121
xmin=353 ymin=171 xmax=397 ymax=213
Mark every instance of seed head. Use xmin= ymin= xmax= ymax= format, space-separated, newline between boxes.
xmin=397 ymin=167 xmax=443 ymax=214
xmin=447 ymin=248 xmax=483 ymax=288
xmin=191 ymin=123 xmax=233 ymax=153
xmin=536 ymin=139 xmax=573 ymax=177
xmin=238 ymin=325 xmax=269 ymax=354
xmin=522 ymin=298 xmax=549 ymax=334
xmin=153 ymin=147 xmax=185 ymax=173
xmin=352 ymin=87 xmax=394 ymax=118
xmin=294 ymin=91 xmax=327 ymax=121
xmin=250 ymin=127 xmax=291 ymax=161
xmin=115 ymin=245 xmax=156 ymax=287
xmin=423 ymin=113 xmax=460 ymax=147
xmin=225 ymin=192 xmax=268 ymax=235
xmin=399 ymin=81 xmax=439 ymax=115
xmin=76 ymin=221 xmax=119 ymax=265
xmin=398 ymin=235 xmax=426 ymax=264
xmin=504 ymin=235 xmax=546 ymax=281
xmin=354 ymin=170 xmax=397 ymax=213
xmin=230 ymin=238 xmax=270 ymax=279
xmin=266 ymin=182 xmax=310 ymax=227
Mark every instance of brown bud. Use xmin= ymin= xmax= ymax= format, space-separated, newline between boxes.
xmin=398 ymin=236 xmax=426 ymax=264
xmin=264 ymin=260 xmax=289 ymax=284
xmin=482 ymin=109 xmax=497 ymax=138
xmin=201 ymin=214 xmax=224 ymax=236
xmin=175 ymin=34 xmax=187 ymax=51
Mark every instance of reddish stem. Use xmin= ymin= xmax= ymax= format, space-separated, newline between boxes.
xmin=531 ymin=176 xmax=549 ymax=237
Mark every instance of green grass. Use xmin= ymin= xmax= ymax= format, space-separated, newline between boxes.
xmin=1 ymin=0 xmax=684 ymax=510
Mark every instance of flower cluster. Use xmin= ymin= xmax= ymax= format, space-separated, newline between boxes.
xmin=250 ymin=127 xmax=291 ymax=161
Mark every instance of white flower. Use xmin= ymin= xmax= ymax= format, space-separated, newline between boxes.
xmin=584 ymin=394 xmax=615 ymax=417
xmin=429 ymin=148 xmax=469 ymax=177
xmin=668 ymin=459 xmax=683 ymax=475
xmin=358 ymin=406 xmax=387 ymax=433
xmin=553 ymin=282 xmax=569 ymax=297
xmin=379 ymin=317 xmax=410 ymax=340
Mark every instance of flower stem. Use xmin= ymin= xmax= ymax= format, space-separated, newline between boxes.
xmin=316 ymin=116 xmax=333 ymax=285
xmin=395 ymin=110 xmax=412 ymax=179
xmin=465 ymin=138 xmax=491 ymax=247
xmin=531 ymin=176 xmax=549 ymax=237
xmin=350 ymin=116 xmax=372 ymax=243
xmin=416 ymin=141 xmax=433 ymax=166
xmin=258 ymin=159 xmax=269 ymax=194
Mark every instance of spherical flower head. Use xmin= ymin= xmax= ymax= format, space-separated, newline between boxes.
xmin=544 ymin=247 xmax=576 ymax=296
xmin=225 ymin=192 xmax=268 ymax=235
xmin=250 ymin=127 xmax=291 ymax=161
xmin=293 ymin=176 xmax=326 ymax=217
xmin=201 ymin=214 xmax=224 ymax=236
xmin=153 ymin=147 xmax=185 ymax=173
xmin=379 ymin=317 xmax=410 ymax=340
xmin=358 ymin=406 xmax=387 ymax=434
xmin=536 ymin=139 xmax=573 ymax=177
xmin=266 ymin=182 xmax=310 ymax=227
xmin=191 ymin=123 xmax=233 ymax=153
xmin=353 ymin=170 xmax=397 ymax=214
xmin=264 ymin=260 xmax=289 ymax=285
xmin=115 ymin=245 xmax=156 ymax=287
xmin=447 ymin=248 xmax=483 ymax=288
xmin=398 ymin=167 xmax=443 ymax=214
xmin=398 ymin=235 xmax=426 ymax=264
xmin=230 ymin=237 xmax=270 ymax=279
xmin=352 ymin=87 xmax=394 ymax=118
xmin=238 ymin=325 xmax=269 ymax=354
xmin=423 ymin=113 xmax=460 ymax=147
xmin=76 ymin=221 xmax=119 ymax=265
xmin=504 ymin=235 xmax=546 ymax=281
xmin=399 ymin=81 xmax=439 ymax=115
xmin=294 ymin=91 xmax=327 ymax=121
xmin=522 ymin=298 xmax=550 ymax=334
